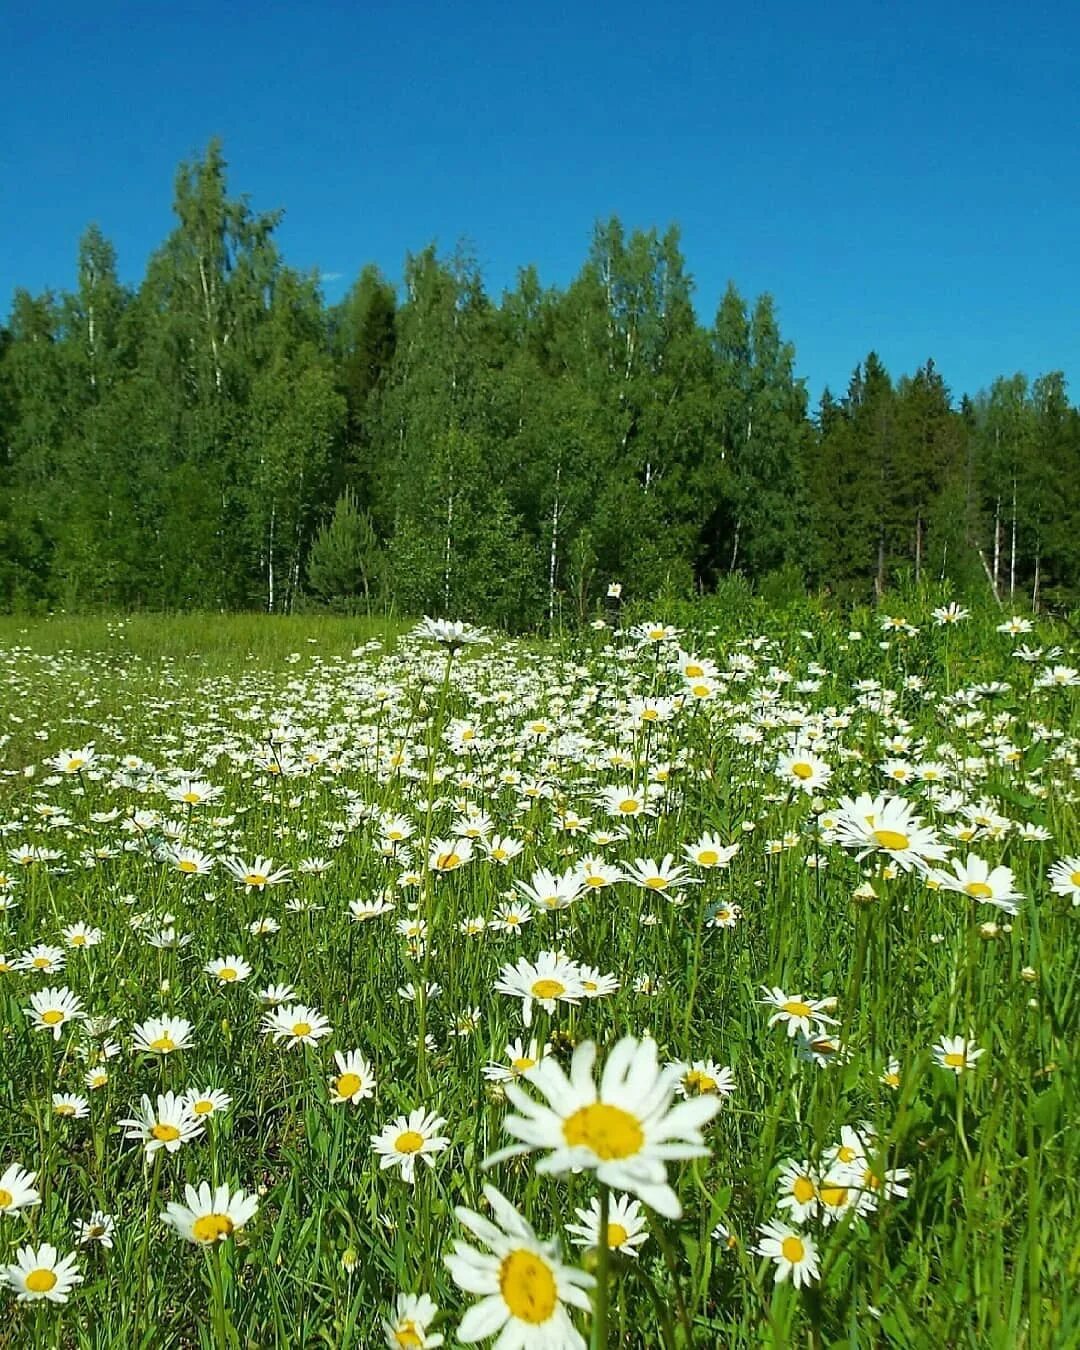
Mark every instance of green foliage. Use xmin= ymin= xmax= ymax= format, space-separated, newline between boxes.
xmin=2 ymin=145 xmax=1079 ymax=622
xmin=306 ymin=490 xmax=383 ymax=612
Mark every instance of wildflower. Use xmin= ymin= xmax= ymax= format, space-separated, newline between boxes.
xmin=205 ymin=954 xmax=253 ymax=984
xmin=118 ymin=1092 xmax=204 ymax=1154
xmin=75 ymin=1212 xmax=115 ymax=1247
xmin=2 ymin=1244 xmax=83 ymax=1303
xmin=833 ymin=793 xmax=949 ymax=871
xmin=52 ymin=1094 xmax=90 ymax=1119
xmin=684 ymin=834 xmax=740 ymax=869
xmin=261 ymin=1004 xmax=332 ymax=1048
xmin=383 ymin=1293 xmax=444 ymax=1349
xmin=565 ymin=1193 xmax=649 ymax=1257
xmin=933 ymin=1035 xmax=984 ymax=1074
xmin=754 ymin=1219 xmax=820 ymax=1288
xmin=180 ymin=1088 xmax=232 ymax=1119
xmin=1048 ymin=857 xmax=1080 ymax=905
xmin=18 ymin=944 xmax=66 ymax=975
xmin=162 ymin=1182 xmax=258 ymax=1244
xmin=494 ymin=952 xmax=585 ymax=1027
xmin=676 ymin=1060 xmax=736 ymax=1099
xmin=444 ymin=1185 xmax=593 ymax=1347
xmin=759 ymin=987 xmax=838 ymax=1039
xmin=485 ymin=1035 xmax=719 ymax=1218
xmin=371 ymin=1109 xmax=450 ymax=1184
xmin=222 ymin=855 xmax=291 ymax=889
xmin=931 ymin=854 xmax=1023 ymax=914
xmin=132 ymin=1016 xmax=193 ymax=1056
xmin=329 ymin=1049 xmax=377 ymax=1104
xmin=0 ymin=1164 xmax=40 ymax=1215
xmin=25 ymin=986 xmax=85 ymax=1039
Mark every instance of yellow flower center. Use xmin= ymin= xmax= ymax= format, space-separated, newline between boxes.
xmin=884 ymin=1071 xmax=900 ymax=1087
xmin=685 ymin=664 xmax=704 ymax=678
xmin=819 ymin=1183 xmax=849 ymax=1208
xmin=41 ymin=1009 xmax=65 ymax=1025
xmin=685 ymin=1069 xmax=718 ymax=1094
xmin=182 ymin=792 xmax=201 ymax=804
xmin=291 ymin=1022 xmax=312 ymax=1038
xmin=70 ymin=935 xmax=86 ymax=946
xmin=32 ymin=957 xmax=51 ymax=969
xmin=335 ymin=1072 xmax=362 ymax=1098
xmin=436 ymin=852 xmax=461 ymax=870
xmin=644 ymin=876 xmax=668 ymax=889
xmin=245 ymin=873 xmax=267 ymax=887
xmin=618 ymin=799 xmax=640 ymax=814
xmin=943 ymin=1051 xmax=965 ymax=1068
xmin=531 ymin=978 xmax=565 ymax=999
xmin=152 ymin=1123 xmax=181 ymax=1142
xmin=218 ymin=967 xmax=238 ymax=981
xmin=792 ymin=762 xmax=814 ymax=780
xmin=178 ymin=859 xmax=199 ymax=873
xmin=491 ymin=848 xmax=507 ymax=860
xmin=607 ymin=1222 xmax=629 ymax=1248
xmin=150 ymin=1036 xmax=176 ymax=1053
xmin=792 ymin=1176 xmax=816 ymax=1204
xmin=964 ymin=881 xmax=993 ymax=899
xmin=641 ymin=709 xmax=659 ymax=722
xmin=1068 ymin=870 xmax=1080 ymax=887
xmin=54 ymin=1103 xmax=76 ymax=1117
xmin=394 ymin=1324 xmax=423 ymax=1348
xmin=837 ymin=1145 xmax=857 ymax=1164
xmin=691 ymin=684 xmax=711 ymax=697
xmin=26 ymin=1268 xmax=58 ymax=1293
xmin=872 ymin=829 xmax=910 ymax=850
xmin=499 ymin=1249 xmax=557 ymax=1324
xmin=781 ymin=1236 xmax=805 ymax=1263
xmin=782 ymin=1000 xmax=812 ymax=1019
xmin=562 ymin=1102 xmax=644 ymax=1160
xmin=395 ymin=1130 xmax=425 ymax=1154
xmin=67 ymin=759 xmax=84 ymax=772
xmin=697 ymin=849 xmax=719 ymax=866
xmin=192 ymin=1213 xmax=234 ymax=1243
xmin=585 ymin=875 xmax=606 ymax=887
xmin=0 ymin=1189 xmax=11 ymax=1208
xmin=511 ymin=1057 xmax=536 ymax=1073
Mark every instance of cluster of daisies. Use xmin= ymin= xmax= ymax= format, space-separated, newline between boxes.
xmin=0 ymin=605 xmax=1075 ymax=1342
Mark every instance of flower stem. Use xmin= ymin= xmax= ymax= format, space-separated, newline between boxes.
xmin=590 ymin=1185 xmax=611 ymax=1350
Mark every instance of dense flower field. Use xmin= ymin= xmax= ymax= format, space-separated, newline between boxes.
xmin=0 ymin=606 xmax=1076 ymax=1347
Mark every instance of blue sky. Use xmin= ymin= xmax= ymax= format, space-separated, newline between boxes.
xmin=4 ymin=0 xmax=1077 ymax=404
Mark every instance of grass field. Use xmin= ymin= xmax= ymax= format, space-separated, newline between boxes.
xmin=0 ymin=603 xmax=1076 ymax=1348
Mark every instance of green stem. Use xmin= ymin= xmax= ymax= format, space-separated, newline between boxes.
xmin=590 ymin=1186 xmax=611 ymax=1350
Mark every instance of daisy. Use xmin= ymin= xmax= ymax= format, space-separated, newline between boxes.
xmin=578 ymin=966 xmax=620 ymax=999
xmin=576 ymin=857 xmax=622 ymax=891
xmin=483 ymin=1038 xmax=550 ymax=1084
xmin=350 ymin=896 xmax=397 ymax=922
xmin=565 ymin=1193 xmax=649 ymax=1257
xmin=623 ymin=855 xmax=698 ymax=893
xmin=1048 ymin=857 xmax=1080 ymax=905
xmin=25 ymin=986 xmax=85 ymax=1039
xmin=132 ymin=1016 xmax=193 ymax=1056
xmin=75 ymin=1212 xmax=115 ymax=1247
xmin=494 ymin=952 xmax=585 ymax=1027
xmin=167 ymin=846 xmax=215 ymax=877
xmin=118 ymin=1092 xmax=204 ymax=1154
xmin=0 ymin=1163 xmax=40 ymax=1215
xmin=383 ymin=1292 xmax=444 ymax=1348
xmin=371 ymin=1109 xmax=450 ymax=1184
xmin=261 ymin=1003 xmax=332 ymax=1048
xmin=258 ymin=982 xmax=297 ymax=1005
xmin=931 ymin=854 xmax=1023 ymax=914
xmin=428 ymin=837 xmax=474 ymax=873
xmin=775 ymin=1160 xmax=819 ymax=1223
xmin=167 ymin=779 xmax=223 ymax=808
xmin=48 ymin=746 xmax=96 ymax=775
xmin=162 ymin=1182 xmax=258 ymax=1244
xmin=684 ymin=834 xmax=740 ymax=870
xmin=18 ymin=943 xmax=66 ymax=975
xmin=598 ymin=784 xmax=653 ymax=819
xmin=52 ymin=1094 xmax=90 ymax=1119
xmin=933 ymin=1035 xmax=984 ymax=1075
xmin=513 ymin=867 xmax=582 ymax=913
xmin=776 ymin=750 xmax=833 ymax=795
xmin=329 ymin=1049 xmax=377 ymax=1104
xmin=832 ymin=792 xmax=949 ymax=871
xmin=181 ymin=1087 xmax=232 ymax=1119
xmin=205 ymin=954 xmax=253 ymax=984
xmin=444 ymin=1184 xmax=592 ymax=1347
xmin=222 ymin=855 xmax=291 ymax=889
xmin=485 ymin=1035 xmax=720 ymax=1218
xmin=62 ymin=923 xmax=103 ymax=949
xmin=676 ymin=1060 xmax=736 ymax=1099
xmin=2 ymin=1243 xmax=83 ymax=1303
xmin=754 ymin=1219 xmax=820 ymax=1288
xmin=759 ymin=987 xmax=839 ymax=1039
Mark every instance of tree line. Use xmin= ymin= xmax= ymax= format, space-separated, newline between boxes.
xmin=2 ymin=142 xmax=1077 ymax=626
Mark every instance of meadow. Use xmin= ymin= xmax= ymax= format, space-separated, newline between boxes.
xmin=0 ymin=601 xmax=1076 ymax=1348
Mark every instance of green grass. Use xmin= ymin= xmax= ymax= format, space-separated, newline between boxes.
xmin=0 ymin=604 xmax=1075 ymax=1347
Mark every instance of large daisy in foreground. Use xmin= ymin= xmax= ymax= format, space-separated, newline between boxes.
xmin=484 ymin=1036 xmax=719 ymax=1218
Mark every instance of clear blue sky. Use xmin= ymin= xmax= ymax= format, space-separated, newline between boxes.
xmin=4 ymin=0 xmax=1077 ymax=404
